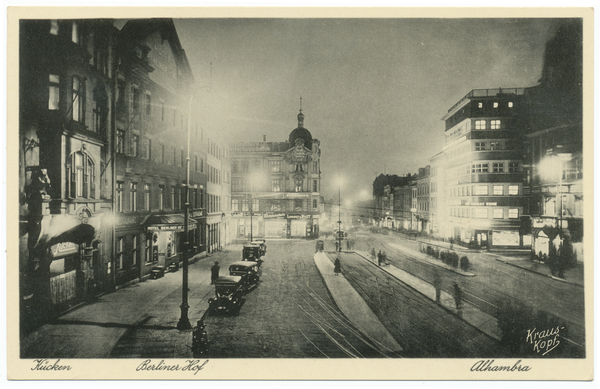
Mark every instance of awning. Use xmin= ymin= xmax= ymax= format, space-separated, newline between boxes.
xmin=34 ymin=214 xmax=102 ymax=251
xmin=142 ymin=213 xmax=197 ymax=232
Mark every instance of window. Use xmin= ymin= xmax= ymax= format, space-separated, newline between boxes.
xmin=508 ymin=102 xmax=513 ymax=108
xmin=232 ymin=161 xmax=239 ymax=173
xmin=475 ymin=120 xmax=486 ymax=130
xmin=159 ymin=185 xmax=164 ymax=210
xmin=475 ymin=142 xmax=486 ymax=151
xmin=313 ymin=180 xmax=318 ymax=192
xmin=508 ymin=162 xmax=519 ymax=173
xmin=472 ymin=163 xmax=488 ymax=173
xmin=143 ymin=184 xmax=151 ymax=211
xmin=132 ymin=236 xmax=139 ymax=266
xmin=473 ymin=208 xmax=488 ymax=219
xmin=132 ymin=87 xmax=141 ymax=115
xmin=270 ymin=200 xmax=281 ymax=211
xmin=493 ymin=185 xmax=504 ymax=195
xmin=508 ymin=209 xmax=519 ymax=219
xmin=242 ymin=199 xmax=249 ymax=212
xmin=232 ymin=198 xmax=239 ymax=211
xmin=252 ymin=199 xmax=259 ymax=211
xmin=131 ymin=135 xmax=139 ymax=157
xmin=478 ymin=102 xmax=483 ymax=108
xmin=195 ymin=156 xmax=198 ymax=172
xmin=313 ymin=161 xmax=318 ymax=173
xmin=313 ymin=199 xmax=318 ymax=210
xmin=116 ymin=182 xmax=124 ymax=212
xmin=294 ymin=199 xmax=303 ymax=210
xmin=48 ymin=74 xmax=60 ymax=110
xmin=200 ymin=158 xmax=204 ymax=173
xmin=145 ymin=234 xmax=152 ymax=264
xmin=145 ymin=92 xmax=151 ymax=116
xmin=271 ymin=179 xmax=281 ymax=192
xmin=71 ymin=22 xmax=79 ymax=44
xmin=146 ymin=138 xmax=152 ymax=160
xmin=172 ymin=147 xmax=176 ymax=166
xmin=116 ymin=130 xmax=125 ymax=154
xmin=508 ymin=185 xmax=519 ymax=195
xmin=72 ymin=76 xmax=85 ymax=123
xmin=116 ymin=238 xmax=124 ymax=270
xmin=493 ymin=102 xmax=498 ymax=108
xmin=473 ymin=185 xmax=488 ymax=195
xmin=50 ymin=20 xmax=59 ymax=35
xmin=68 ymin=151 xmax=95 ymax=199
xmin=493 ymin=208 xmax=504 ymax=219
xmin=493 ymin=163 xmax=504 ymax=173
xmin=490 ymin=120 xmax=501 ymax=130
xmin=129 ymin=183 xmax=137 ymax=211
xmin=490 ymin=141 xmax=502 ymax=150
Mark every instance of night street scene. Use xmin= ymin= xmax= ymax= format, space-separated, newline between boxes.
xmin=15 ymin=14 xmax=587 ymax=366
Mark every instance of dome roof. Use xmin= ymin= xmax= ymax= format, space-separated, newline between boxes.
xmin=289 ymin=109 xmax=312 ymax=149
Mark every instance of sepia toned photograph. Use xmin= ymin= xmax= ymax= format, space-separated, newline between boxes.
xmin=6 ymin=5 xmax=594 ymax=381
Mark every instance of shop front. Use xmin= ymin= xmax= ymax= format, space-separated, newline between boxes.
xmin=143 ymin=214 xmax=197 ymax=274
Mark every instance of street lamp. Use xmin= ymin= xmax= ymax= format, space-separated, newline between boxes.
xmin=177 ymin=83 xmax=210 ymax=331
xmin=337 ymin=175 xmax=343 ymax=252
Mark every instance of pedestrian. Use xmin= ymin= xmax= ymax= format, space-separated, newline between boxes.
xmin=452 ymin=282 xmax=462 ymax=315
xmin=346 ymin=240 xmax=350 ymax=250
xmin=433 ymin=272 xmax=442 ymax=303
xmin=334 ymin=257 xmax=341 ymax=276
xmin=335 ymin=241 xmax=339 ymax=252
xmin=377 ymin=251 xmax=382 ymax=266
xmin=210 ymin=261 xmax=220 ymax=284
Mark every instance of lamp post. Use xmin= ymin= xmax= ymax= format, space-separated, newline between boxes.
xmin=337 ymin=175 xmax=342 ymax=252
xmin=177 ymin=84 xmax=209 ymax=331
xmin=250 ymin=180 xmax=253 ymax=242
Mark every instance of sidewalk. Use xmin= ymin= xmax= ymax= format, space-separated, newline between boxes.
xmin=353 ymin=250 xmax=501 ymax=341
xmin=21 ymin=250 xmax=231 ymax=359
xmin=386 ymin=232 xmax=584 ymax=287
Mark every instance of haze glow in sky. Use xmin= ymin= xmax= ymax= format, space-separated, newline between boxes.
xmin=174 ymin=18 xmax=562 ymax=201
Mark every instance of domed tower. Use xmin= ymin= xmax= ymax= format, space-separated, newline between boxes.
xmin=288 ymin=100 xmax=313 ymax=150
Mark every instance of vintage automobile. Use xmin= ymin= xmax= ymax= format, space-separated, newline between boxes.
xmin=207 ymin=275 xmax=244 ymax=315
xmin=242 ymin=244 xmax=263 ymax=265
xmin=229 ymin=261 xmax=260 ymax=290
xmin=251 ymin=239 xmax=267 ymax=256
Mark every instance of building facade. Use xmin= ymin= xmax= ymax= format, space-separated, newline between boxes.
xmin=440 ymin=88 xmax=530 ymax=248
xmin=19 ymin=19 xmax=117 ymax=327
xmin=229 ymin=109 xmax=322 ymax=239
xmin=113 ymin=19 xmax=208 ymax=287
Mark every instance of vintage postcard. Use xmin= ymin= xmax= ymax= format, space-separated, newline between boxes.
xmin=6 ymin=6 xmax=594 ymax=381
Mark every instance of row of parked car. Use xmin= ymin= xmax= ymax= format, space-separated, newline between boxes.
xmin=207 ymin=240 xmax=267 ymax=315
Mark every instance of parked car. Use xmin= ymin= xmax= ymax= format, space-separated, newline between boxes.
xmin=251 ymin=239 xmax=267 ymax=256
xmin=229 ymin=261 xmax=260 ymax=290
xmin=207 ymin=275 xmax=244 ymax=315
xmin=242 ymin=244 xmax=263 ymax=265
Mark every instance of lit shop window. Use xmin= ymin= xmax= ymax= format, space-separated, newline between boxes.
xmin=493 ymin=102 xmax=498 ymax=108
xmin=508 ymin=185 xmax=519 ymax=195
xmin=508 ymin=102 xmax=513 ymax=108
xmin=50 ymin=20 xmax=59 ymax=35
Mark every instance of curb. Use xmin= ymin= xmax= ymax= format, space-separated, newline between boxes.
xmin=493 ymin=257 xmax=584 ymax=288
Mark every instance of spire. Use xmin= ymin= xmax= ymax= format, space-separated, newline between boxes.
xmin=297 ymin=96 xmax=305 ymax=128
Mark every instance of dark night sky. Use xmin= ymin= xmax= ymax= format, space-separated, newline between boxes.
xmin=169 ymin=18 xmax=562 ymax=202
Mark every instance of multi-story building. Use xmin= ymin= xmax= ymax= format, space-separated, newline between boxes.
xmin=429 ymin=152 xmax=444 ymax=237
xmin=19 ymin=19 xmax=117 ymax=326
xmin=416 ymin=166 xmax=431 ymax=233
xmin=204 ymin=136 xmax=230 ymax=253
xmin=113 ymin=19 xmax=206 ymax=287
xmin=229 ymin=108 xmax=322 ymax=239
xmin=524 ymin=20 xmax=583 ymax=263
xmin=440 ymin=88 xmax=530 ymax=248
xmin=392 ymin=177 xmax=414 ymax=231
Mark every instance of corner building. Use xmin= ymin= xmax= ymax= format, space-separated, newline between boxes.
xmin=229 ymin=109 xmax=322 ymax=239
xmin=441 ymin=88 xmax=529 ymax=248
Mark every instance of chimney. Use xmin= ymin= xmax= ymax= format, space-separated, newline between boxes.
xmin=263 ymin=135 xmax=266 ymax=142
